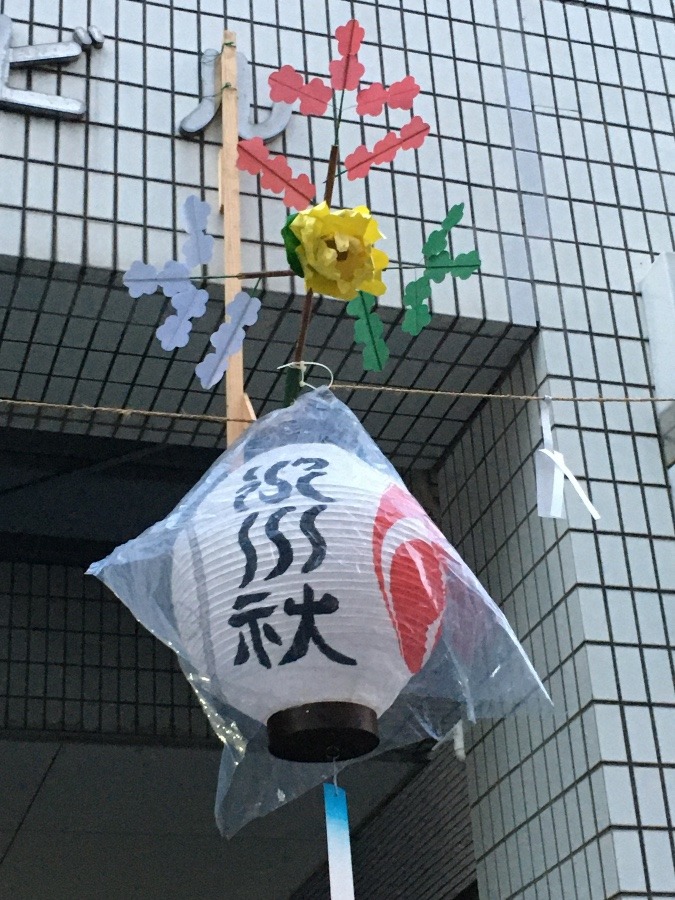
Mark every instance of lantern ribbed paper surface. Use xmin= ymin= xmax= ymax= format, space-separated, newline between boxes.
xmin=89 ymin=389 xmax=549 ymax=835
xmin=170 ymin=443 xmax=446 ymax=724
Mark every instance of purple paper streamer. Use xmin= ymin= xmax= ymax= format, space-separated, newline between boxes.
xmin=181 ymin=195 xmax=215 ymax=268
xmin=123 ymin=261 xmax=159 ymax=299
xmin=195 ymin=292 xmax=261 ymax=389
xmin=156 ymin=287 xmax=210 ymax=351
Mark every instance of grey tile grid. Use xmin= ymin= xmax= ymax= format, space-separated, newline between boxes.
xmin=428 ymin=1 xmax=675 ymax=896
xmin=0 ymin=261 xmax=230 ymax=449
xmin=0 ymin=0 xmax=533 ymax=323
xmin=439 ymin=330 xmax=675 ymax=890
xmin=0 ymin=560 xmax=215 ymax=744
xmin=571 ymin=11 xmax=675 ymax=889
xmin=1 ymin=3 xmax=672 ymax=282
xmin=0 ymin=256 xmax=535 ymax=469
xmin=443 ymin=361 xmax=628 ymax=897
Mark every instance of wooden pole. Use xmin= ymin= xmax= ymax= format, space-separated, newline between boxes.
xmin=219 ymin=31 xmax=256 ymax=445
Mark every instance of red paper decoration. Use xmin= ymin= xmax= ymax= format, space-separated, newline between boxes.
xmin=355 ymin=82 xmax=388 ymax=117
xmin=356 ymin=75 xmax=421 ymax=116
xmin=335 ymin=18 xmax=365 ymax=55
xmin=268 ymin=65 xmax=332 ymax=116
xmin=344 ymin=116 xmax=431 ymax=180
xmin=329 ymin=17 xmax=366 ymax=90
xmin=248 ymin=18 xmax=430 ymax=205
xmin=237 ymin=137 xmax=316 ymax=209
xmin=329 ymin=54 xmax=366 ymax=91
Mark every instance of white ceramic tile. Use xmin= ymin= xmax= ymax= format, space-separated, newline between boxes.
xmin=625 ymin=537 xmax=658 ymax=590
xmin=635 ymin=591 xmax=668 ymax=645
xmin=643 ymin=649 xmax=675 ymax=704
xmin=653 ymin=707 xmax=675 ymax=763
xmin=571 ymin=848 xmax=591 ymax=900
xmin=644 ymin=830 xmax=675 ymax=893
xmin=634 ymin=766 xmax=668 ymax=826
xmin=578 ymin=588 xmax=609 ymax=641
xmin=603 ymin=765 xmax=637 ymax=825
xmin=613 ymin=830 xmax=647 ymax=893
xmin=625 ymin=705 xmax=659 ymax=763
xmin=616 ymin=646 xmax=648 ymax=702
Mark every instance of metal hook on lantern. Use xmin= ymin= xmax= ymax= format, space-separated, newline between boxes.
xmin=277 ymin=361 xmax=334 ymax=390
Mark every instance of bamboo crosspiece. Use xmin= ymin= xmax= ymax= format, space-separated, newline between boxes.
xmin=219 ymin=31 xmax=256 ymax=446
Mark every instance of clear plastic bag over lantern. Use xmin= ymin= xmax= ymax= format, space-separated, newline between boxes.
xmin=88 ymin=389 xmax=549 ymax=836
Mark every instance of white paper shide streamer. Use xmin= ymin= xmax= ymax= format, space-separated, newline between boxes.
xmin=535 ymin=397 xmax=600 ymax=521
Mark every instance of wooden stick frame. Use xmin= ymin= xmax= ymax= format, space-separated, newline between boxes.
xmin=218 ymin=31 xmax=256 ymax=446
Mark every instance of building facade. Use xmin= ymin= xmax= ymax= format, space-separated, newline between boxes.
xmin=1 ymin=0 xmax=674 ymax=897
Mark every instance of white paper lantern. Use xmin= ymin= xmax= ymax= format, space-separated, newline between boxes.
xmin=90 ymin=389 xmax=548 ymax=779
xmin=169 ymin=442 xmax=450 ymax=755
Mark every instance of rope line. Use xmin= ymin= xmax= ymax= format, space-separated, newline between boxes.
xmin=331 ymin=383 xmax=675 ymax=403
xmin=0 ymin=397 xmax=251 ymax=425
xmin=1 ymin=386 xmax=673 ymax=430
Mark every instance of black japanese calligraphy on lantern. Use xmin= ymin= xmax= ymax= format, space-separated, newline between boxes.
xmin=229 ymin=591 xmax=282 ymax=669
xmin=229 ymin=452 xmax=357 ymax=669
xmin=234 ymin=458 xmax=335 ymax=511
xmin=280 ymin=584 xmax=357 ymax=666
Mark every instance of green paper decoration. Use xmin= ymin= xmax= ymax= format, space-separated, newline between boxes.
xmin=402 ymin=301 xmax=432 ymax=335
xmin=441 ymin=203 xmax=465 ymax=232
xmin=403 ymin=275 xmax=431 ymax=305
xmin=283 ymin=366 xmax=303 ymax=406
xmin=426 ymin=250 xmax=454 ymax=283
xmin=402 ymin=276 xmax=431 ymax=336
xmin=402 ymin=202 xmax=481 ymax=336
xmin=421 ymin=229 xmax=447 ymax=258
xmin=347 ymin=292 xmax=390 ymax=372
xmin=446 ymin=249 xmax=481 ymax=280
xmin=281 ymin=213 xmax=305 ymax=278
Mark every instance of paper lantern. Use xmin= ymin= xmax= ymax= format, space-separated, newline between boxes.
xmin=167 ymin=440 xmax=451 ymax=759
xmin=89 ymin=389 xmax=548 ymax=822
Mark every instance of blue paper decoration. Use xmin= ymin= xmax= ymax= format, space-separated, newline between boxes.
xmin=157 ymin=260 xmax=193 ymax=297
xmin=123 ymin=261 xmax=159 ymax=299
xmin=195 ymin=292 xmax=261 ymax=389
xmin=156 ymin=288 xmax=210 ymax=351
xmin=121 ymin=196 xmax=260 ymax=387
xmin=181 ymin=195 xmax=215 ymax=268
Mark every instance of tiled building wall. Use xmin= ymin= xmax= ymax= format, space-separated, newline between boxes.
xmin=0 ymin=0 xmax=544 ymax=474
xmin=0 ymin=0 xmax=534 ymax=327
xmin=434 ymin=0 xmax=675 ymax=892
xmin=0 ymin=561 xmax=214 ymax=744
xmin=441 ymin=335 xmax=675 ymax=897
xmin=2 ymin=0 xmax=675 ymax=897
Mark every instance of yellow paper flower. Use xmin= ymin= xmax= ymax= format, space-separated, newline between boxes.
xmin=290 ymin=202 xmax=389 ymax=301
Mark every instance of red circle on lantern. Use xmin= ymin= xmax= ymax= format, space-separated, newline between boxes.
xmin=373 ymin=484 xmax=447 ymax=673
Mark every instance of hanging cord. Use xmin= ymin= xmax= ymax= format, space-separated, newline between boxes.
xmin=0 ymin=397 xmax=252 ymax=425
xmin=277 ymin=361 xmax=335 ymax=390
xmin=331 ymin=383 xmax=675 ymax=403
xmin=1 ymin=383 xmax=673 ymax=428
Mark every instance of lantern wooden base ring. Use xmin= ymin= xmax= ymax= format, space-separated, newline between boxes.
xmin=267 ymin=702 xmax=379 ymax=762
